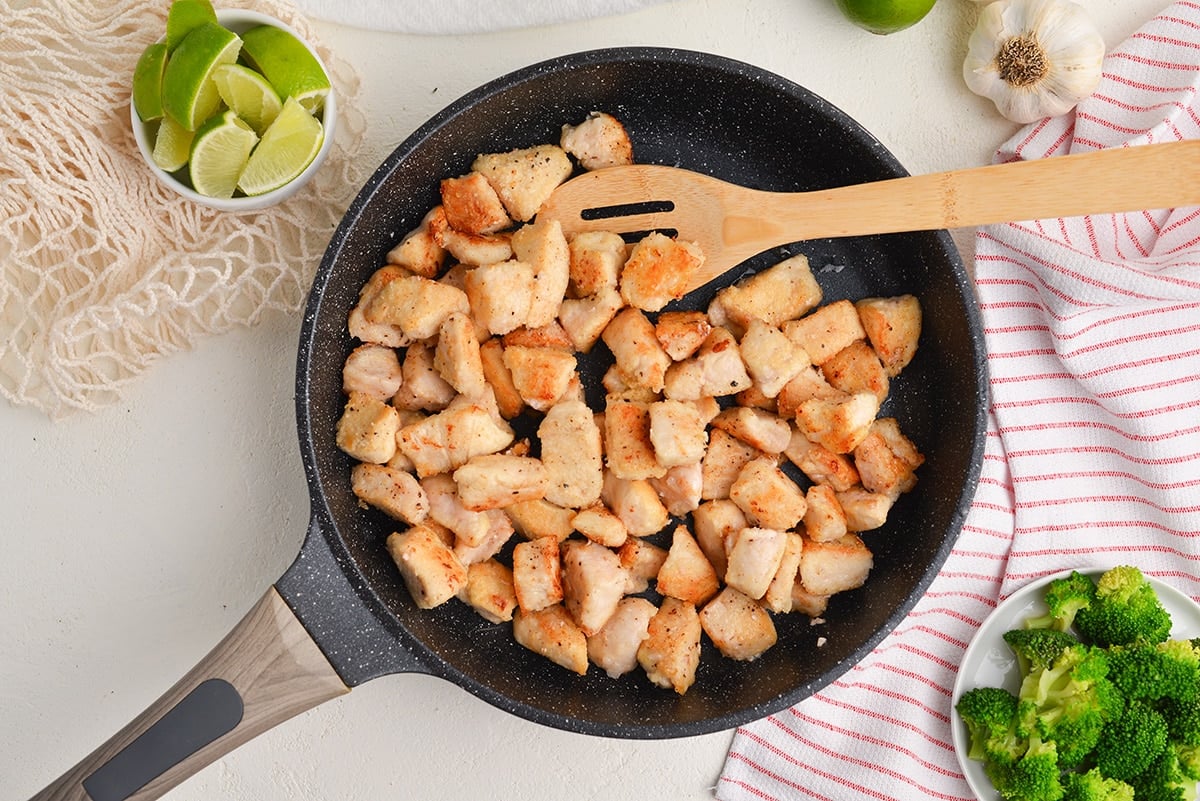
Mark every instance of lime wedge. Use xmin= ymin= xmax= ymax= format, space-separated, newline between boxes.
xmin=239 ymin=25 xmax=330 ymax=114
xmin=132 ymin=42 xmax=169 ymax=122
xmin=161 ymin=21 xmax=241 ymax=131
xmin=165 ymin=0 xmax=217 ymax=51
xmin=189 ymin=109 xmax=258 ymax=198
xmin=212 ymin=63 xmax=283 ymax=134
xmin=152 ymin=115 xmax=195 ymax=172
xmin=237 ymin=97 xmax=324 ymax=196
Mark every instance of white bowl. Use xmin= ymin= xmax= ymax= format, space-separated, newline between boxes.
xmin=950 ymin=567 xmax=1200 ymax=800
xmin=130 ymin=8 xmax=337 ymax=212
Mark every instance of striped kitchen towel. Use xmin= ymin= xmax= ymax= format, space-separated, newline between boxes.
xmin=718 ymin=2 xmax=1200 ymax=799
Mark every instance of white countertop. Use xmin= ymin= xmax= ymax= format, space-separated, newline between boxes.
xmin=2 ymin=0 xmax=1168 ymax=798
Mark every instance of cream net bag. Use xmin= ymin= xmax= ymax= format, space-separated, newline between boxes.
xmin=0 ymin=0 xmax=366 ymax=418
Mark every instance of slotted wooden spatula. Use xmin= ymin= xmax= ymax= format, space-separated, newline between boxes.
xmin=537 ymin=139 xmax=1200 ymax=292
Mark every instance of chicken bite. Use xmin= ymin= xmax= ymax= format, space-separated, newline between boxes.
xmin=440 ymin=171 xmax=512 ymax=235
xmin=700 ymin=587 xmax=778 ymax=661
xmin=433 ymin=311 xmax=487 ymax=398
xmin=464 ymin=260 xmax=535 ymax=337
xmin=798 ymin=532 xmax=873 ymax=596
xmin=648 ymin=399 xmax=709 ymax=469
xmin=513 ymin=604 xmax=588 ymax=675
xmin=511 ymin=216 xmax=571 ymax=329
xmin=386 ymin=524 xmax=468 ymax=609
xmin=602 ymin=472 xmax=670 ymax=538
xmin=712 ymin=253 xmax=822 ymax=329
xmin=587 ymin=596 xmax=656 ymax=679
xmin=502 ymin=345 xmax=577 ymax=412
xmin=386 ymin=206 xmax=447 ymax=278
xmin=729 ymin=457 xmax=808 ymax=531
xmin=782 ymin=299 xmax=867 ymax=366
xmin=561 ymin=539 xmax=627 ymax=636
xmin=655 ymin=311 xmax=712 ymax=362
xmin=452 ymin=454 xmax=548 ymax=511
xmin=710 ymin=406 xmax=791 ymax=455
xmin=571 ymin=504 xmax=628 ymax=548
xmin=619 ymin=232 xmax=703 ymax=312
xmin=512 ymin=535 xmax=563 ymax=612
xmin=856 ymin=294 xmax=921 ymax=377
xmin=351 ymin=462 xmax=429 ymax=525
xmin=637 ymin=597 xmax=702 ymax=695
xmin=342 ymin=343 xmax=403 ymax=401
xmin=656 ymin=525 xmax=720 ymax=606
xmin=567 ymin=230 xmax=625 ymax=296
xmin=472 ymin=144 xmax=573 ymax=223
xmin=739 ymin=318 xmax=811 ymax=399
xmin=604 ymin=398 xmax=666 ymax=481
xmin=724 ymin=526 xmax=788 ymax=600
xmin=336 ymin=391 xmax=400 ymax=464
xmin=560 ymin=111 xmax=634 ymax=171
xmin=538 ymin=399 xmax=604 ymax=508
xmin=602 ymin=307 xmax=672 ymax=393
xmin=462 ymin=559 xmax=518 ymax=623
xmin=364 ymin=273 xmax=471 ymax=342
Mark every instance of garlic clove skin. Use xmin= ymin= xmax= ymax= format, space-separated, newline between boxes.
xmin=962 ymin=0 xmax=1106 ymax=125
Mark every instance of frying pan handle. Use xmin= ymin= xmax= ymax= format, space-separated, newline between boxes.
xmin=27 ymin=588 xmax=349 ymax=801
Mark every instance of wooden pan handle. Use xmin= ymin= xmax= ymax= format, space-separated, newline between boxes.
xmin=29 ymin=588 xmax=349 ymax=801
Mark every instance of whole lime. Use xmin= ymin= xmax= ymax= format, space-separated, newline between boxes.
xmin=834 ymin=0 xmax=937 ymax=34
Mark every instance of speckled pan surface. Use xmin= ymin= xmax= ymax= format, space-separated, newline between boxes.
xmin=289 ymin=47 xmax=989 ymax=738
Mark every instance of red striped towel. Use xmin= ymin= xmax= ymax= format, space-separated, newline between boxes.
xmin=718 ymin=3 xmax=1200 ymax=799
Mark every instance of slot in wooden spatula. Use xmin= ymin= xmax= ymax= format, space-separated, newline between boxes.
xmin=537 ymin=139 xmax=1200 ymax=293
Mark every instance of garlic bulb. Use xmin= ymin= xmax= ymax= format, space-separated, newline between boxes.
xmin=962 ymin=0 xmax=1105 ymax=124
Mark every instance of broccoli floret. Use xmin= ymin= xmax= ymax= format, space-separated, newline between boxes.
xmin=957 ymin=687 xmax=1023 ymax=762
xmin=1074 ymin=565 xmax=1172 ymax=647
xmin=1131 ymin=746 xmax=1198 ymax=801
xmin=988 ymin=734 xmax=1065 ymax=801
xmin=1175 ymin=743 xmax=1200 ymax=782
xmin=1016 ymin=644 xmax=1117 ymax=769
xmin=1093 ymin=699 xmax=1169 ymax=782
xmin=1026 ymin=571 xmax=1097 ymax=633
xmin=1108 ymin=640 xmax=1200 ymax=705
xmin=1061 ymin=768 xmax=1135 ymax=801
xmin=1006 ymin=628 xmax=1082 ymax=674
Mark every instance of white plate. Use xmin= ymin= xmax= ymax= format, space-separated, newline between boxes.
xmin=950 ymin=568 xmax=1200 ymax=800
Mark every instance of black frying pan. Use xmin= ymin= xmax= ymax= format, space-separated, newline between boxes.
xmin=30 ymin=48 xmax=987 ymax=801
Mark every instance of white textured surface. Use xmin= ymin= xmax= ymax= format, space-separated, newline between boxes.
xmin=1 ymin=0 xmax=1167 ymax=799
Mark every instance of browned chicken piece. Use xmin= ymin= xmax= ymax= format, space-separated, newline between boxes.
xmin=336 ymin=391 xmax=400 ymax=464
xmin=513 ymin=604 xmax=588 ymax=675
xmin=385 ymin=409 xmax=425 ymax=473
xmin=473 ymin=144 xmax=574 ymax=223
xmin=649 ymin=461 xmax=703 ymax=517
xmin=783 ymin=427 xmax=860 ymax=492
xmin=351 ymin=462 xmax=429 ymax=525
xmin=798 ymin=532 xmax=873 ymax=596
xmin=538 ymin=399 xmax=604 ymax=508
xmin=781 ymin=299 xmax=867 ymax=366
xmin=691 ymin=499 xmax=746 ymax=580
xmin=464 ymin=260 xmax=534 ymax=336
xmin=505 ymin=497 xmax=575 ymax=542
xmin=761 ymin=531 xmax=804 ymax=614
xmin=452 ymin=454 xmax=548 ymax=511
xmin=364 ymin=273 xmax=471 ymax=342
xmin=729 ymin=457 xmax=808 ymax=532
xmin=478 ymin=338 xmax=525 ymax=419
xmin=662 ymin=358 xmax=705 ymax=401
xmin=648 ymin=399 xmax=709 ymax=468
xmin=348 ymin=265 xmax=413 ymax=348
xmin=821 ymin=340 xmax=889 ymax=404
xmin=802 ymin=483 xmax=849 ymax=543
xmin=571 ymin=504 xmax=628 ymax=548
xmin=734 ymin=383 xmax=778 ymax=413
xmin=558 ymin=286 xmax=624 ymax=354
xmin=724 ymin=526 xmax=788 ymax=600
xmin=856 ymin=294 xmax=921 ymax=377
xmin=391 ymin=341 xmax=456 ymax=413
xmin=775 ymin=365 xmax=844 ymax=419
xmin=700 ymin=428 xmax=762 ymax=501
xmin=835 ymin=486 xmax=895 ymax=532
xmin=462 ymin=559 xmax=518 ymax=623
xmin=690 ymin=395 xmax=721 ymax=424
xmin=790 ymin=582 xmax=831 ymax=618
xmin=619 ymin=232 xmax=704 ymax=312
xmin=422 ymin=473 xmax=493 ymax=547
xmin=512 ymin=217 xmax=571 ymax=329
xmin=602 ymin=363 xmax=658 ymax=401
xmin=793 ymin=391 xmax=880 ymax=455
xmin=618 ymin=537 xmax=669 ymax=594
xmin=512 ymin=535 xmax=563 ymax=612
xmin=433 ymin=312 xmax=487 ymax=398
xmin=587 ymin=596 xmax=656 ymax=679
xmin=739 ymin=318 xmax=812 ymax=399
xmin=567 ymin=230 xmax=626 ymax=296
xmin=694 ymin=327 xmax=753 ymax=397
xmin=656 ymin=525 xmax=720 ymax=606
xmin=502 ymin=344 xmax=577 ymax=412
xmin=342 ymin=343 xmax=403 ymax=401
xmin=700 ymin=587 xmax=778 ymax=661
xmin=710 ymin=406 xmax=791 ymax=454
xmin=452 ymin=509 xmax=515 ymax=567
xmin=712 ymin=253 xmax=823 ymax=329
xmin=396 ymin=401 xmax=514 ymax=479
xmin=654 ymin=310 xmax=712 ymax=362
xmin=853 ymin=417 xmax=925 ymax=499
xmin=386 ymin=206 xmax=447 ymax=278
xmin=604 ymin=397 xmax=666 ymax=480
xmin=562 ymin=539 xmax=627 ymax=636
xmin=560 ymin=111 xmax=634 ymax=171
xmin=502 ymin=320 xmax=574 ymax=350
xmin=637 ymin=597 xmax=702 ymax=695
xmin=386 ymin=524 xmax=468 ymax=609
xmin=602 ymin=471 xmax=670 ymax=538
xmin=602 ymin=307 xmax=672 ymax=393
xmin=440 ymin=171 xmax=512 ymax=235
xmin=435 ymin=227 xmax=514 ymax=267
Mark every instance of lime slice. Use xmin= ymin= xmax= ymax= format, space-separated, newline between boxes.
xmin=165 ymin=0 xmax=217 ymax=51
xmin=161 ymin=21 xmax=242 ymax=131
xmin=152 ymin=115 xmax=195 ymax=172
xmin=239 ymin=25 xmax=330 ymax=114
xmin=834 ymin=0 xmax=937 ymax=34
xmin=189 ymin=109 xmax=258 ymax=198
xmin=237 ymin=96 xmax=324 ymax=196
xmin=132 ymin=42 xmax=169 ymax=122
xmin=212 ymin=63 xmax=283 ymax=134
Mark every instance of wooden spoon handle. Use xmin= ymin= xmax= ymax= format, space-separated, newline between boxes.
xmin=28 ymin=588 xmax=349 ymax=801
xmin=762 ymin=139 xmax=1200 ymax=241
